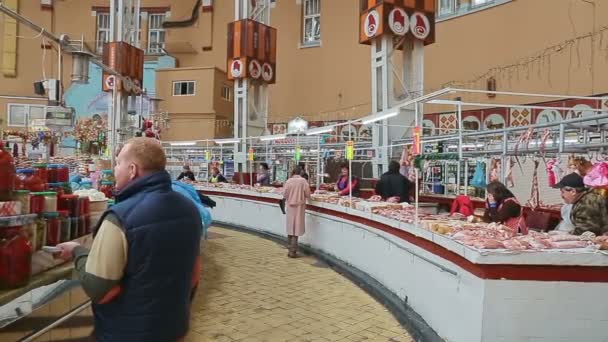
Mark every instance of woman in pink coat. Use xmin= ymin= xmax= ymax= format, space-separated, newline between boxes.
xmin=283 ymin=167 xmax=311 ymax=258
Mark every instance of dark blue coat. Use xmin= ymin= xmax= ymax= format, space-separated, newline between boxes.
xmin=92 ymin=171 xmax=202 ymax=342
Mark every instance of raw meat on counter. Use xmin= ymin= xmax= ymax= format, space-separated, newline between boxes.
xmin=195 ymin=183 xmax=601 ymax=253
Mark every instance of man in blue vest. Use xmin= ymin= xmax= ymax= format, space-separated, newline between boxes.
xmin=57 ymin=137 xmax=202 ymax=341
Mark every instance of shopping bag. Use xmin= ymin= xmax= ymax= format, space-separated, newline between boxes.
xmin=471 ymin=161 xmax=486 ymax=188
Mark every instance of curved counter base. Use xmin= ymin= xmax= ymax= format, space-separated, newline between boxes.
xmin=204 ymin=190 xmax=608 ymax=342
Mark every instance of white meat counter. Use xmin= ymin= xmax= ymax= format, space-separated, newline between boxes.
xmin=196 ymin=185 xmax=608 ymax=342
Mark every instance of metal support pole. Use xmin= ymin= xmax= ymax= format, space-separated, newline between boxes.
xmin=558 ymin=123 xmax=565 ymax=154
xmin=348 ymin=120 xmax=353 ymax=204
xmin=18 ymin=301 xmax=92 ymax=342
xmin=414 ymin=101 xmax=419 ymax=227
xmin=316 ymin=135 xmax=321 ymax=191
xmin=501 ymin=130 xmax=508 ymax=184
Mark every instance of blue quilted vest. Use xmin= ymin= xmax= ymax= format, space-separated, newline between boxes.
xmin=92 ymin=171 xmax=202 ymax=342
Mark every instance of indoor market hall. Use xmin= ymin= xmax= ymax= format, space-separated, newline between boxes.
xmin=2 ymin=0 xmax=608 ymax=341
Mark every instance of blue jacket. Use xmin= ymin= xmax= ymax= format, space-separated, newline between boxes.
xmin=92 ymin=171 xmax=202 ymax=342
xmin=171 ymin=181 xmax=212 ymax=236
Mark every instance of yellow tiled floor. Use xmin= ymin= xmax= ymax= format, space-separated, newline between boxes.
xmin=0 ymin=226 xmax=412 ymax=341
xmin=186 ymin=227 xmax=412 ymax=342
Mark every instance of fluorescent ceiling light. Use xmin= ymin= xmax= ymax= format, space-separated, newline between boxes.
xmin=215 ymin=138 xmax=240 ymax=144
xmin=427 ymin=99 xmax=461 ymax=105
xmin=259 ymin=134 xmax=286 ymax=141
xmin=170 ymin=141 xmax=196 ymax=146
xmin=360 ymin=110 xmax=399 ymax=124
xmin=305 ymin=126 xmax=333 ymax=136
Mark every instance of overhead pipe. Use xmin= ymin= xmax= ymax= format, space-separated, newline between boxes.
xmin=163 ymin=0 xmax=202 ymax=28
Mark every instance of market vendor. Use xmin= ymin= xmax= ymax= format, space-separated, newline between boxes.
xmin=336 ymin=163 xmax=360 ymax=197
xmin=256 ymin=162 xmax=271 ymax=186
xmin=177 ymin=165 xmax=196 ymax=182
xmin=375 ymin=161 xmax=411 ymax=203
xmin=483 ymin=181 xmax=528 ymax=234
xmin=555 ymin=172 xmax=608 ymax=236
xmin=209 ymin=167 xmax=227 ymax=183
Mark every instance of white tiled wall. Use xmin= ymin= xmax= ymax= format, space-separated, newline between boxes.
xmin=508 ymin=156 xmax=571 ymax=206
xmin=482 ymin=280 xmax=608 ymax=342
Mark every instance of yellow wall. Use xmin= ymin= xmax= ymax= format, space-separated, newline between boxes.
xmin=2 ymin=0 xmax=607 ymax=138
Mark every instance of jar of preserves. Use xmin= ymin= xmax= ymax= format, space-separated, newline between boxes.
xmin=34 ymin=218 xmax=46 ymax=250
xmin=78 ymin=197 xmax=91 ymax=235
xmin=0 ymin=146 xmax=16 ymax=201
xmin=99 ymin=181 xmax=114 ymax=199
xmin=13 ymin=190 xmax=30 ymax=214
xmin=30 ymin=192 xmax=46 ymax=214
xmin=15 ymin=169 xmax=46 ymax=192
xmin=58 ymin=194 xmax=79 ymax=217
xmin=0 ymin=227 xmax=32 ymax=289
xmin=43 ymin=212 xmax=61 ymax=246
xmin=2 ymin=214 xmax=38 ymax=251
xmin=58 ymin=210 xmax=71 ymax=243
xmin=33 ymin=163 xmax=48 ymax=184
xmin=48 ymin=183 xmax=68 ymax=196
xmin=70 ymin=216 xmax=79 ymax=239
xmin=37 ymin=192 xmax=58 ymax=212
xmin=56 ymin=164 xmax=69 ymax=183
xmin=47 ymin=164 xmax=58 ymax=183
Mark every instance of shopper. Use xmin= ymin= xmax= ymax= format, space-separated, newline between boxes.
xmin=209 ymin=167 xmax=227 ymax=183
xmin=336 ymin=163 xmax=360 ymax=197
xmin=298 ymin=162 xmax=309 ymax=181
xmin=283 ymin=166 xmax=311 ymax=258
xmin=56 ymin=137 xmax=202 ymax=342
xmin=177 ymin=164 xmax=196 ymax=181
xmin=375 ymin=160 xmax=412 ymax=203
xmin=256 ymin=162 xmax=271 ymax=186
xmin=555 ymin=172 xmax=608 ymax=236
xmin=483 ymin=181 xmax=528 ymax=234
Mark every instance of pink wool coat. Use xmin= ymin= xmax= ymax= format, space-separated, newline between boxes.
xmin=283 ymin=175 xmax=311 ymax=236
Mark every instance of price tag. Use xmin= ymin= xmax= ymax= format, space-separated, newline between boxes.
xmin=413 ymin=126 xmax=421 ymax=156
xmin=346 ymin=140 xmax=354 ymax=160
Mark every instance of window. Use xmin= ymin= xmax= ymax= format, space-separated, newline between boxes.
xmin=148 ymin=13 xmax=166 ymax=54
xmin=129 ymin=12 xmax=143 ymax=46
xmin=302 ymin=0 xmax=320 ymax=45
xmin=96 ymin=13 xmax=110 ymax=54
xmin=7 ymin=104 xmax=46 ymax=127
xmin=438 ymin=0 xmax=458 ymax=16
xmin=221 ymin=84 xmax=232 ymax=101
xmin=173 ymin=81 xmax=196 ymax=96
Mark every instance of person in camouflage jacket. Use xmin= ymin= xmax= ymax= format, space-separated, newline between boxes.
xmin=556 ymin=173 xmax=608 ymax=236
xmin=571 ymin=189 xmax=608 ymax=235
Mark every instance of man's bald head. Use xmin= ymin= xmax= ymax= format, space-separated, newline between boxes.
xmin=115 ymin=138 xmax=166 ymax=190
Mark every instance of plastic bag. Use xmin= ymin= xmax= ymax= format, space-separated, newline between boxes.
xmin=471 ymin=161 xmax=486 ymax=188
xmin=583 ymin=162 xmax=608 ymax=189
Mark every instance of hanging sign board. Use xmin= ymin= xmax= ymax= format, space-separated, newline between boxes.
xmin=413 ymin=126 xmax=421 ymax=156
xmin=295 ymin=145 xmax=301 ymax=161
xmin=346 ymin=140 xmax=354 ymax=160
xmin=248 ymin=147 xmax=254 ymax=161
xmin=205 ymin=150 xmax=211 ymax=161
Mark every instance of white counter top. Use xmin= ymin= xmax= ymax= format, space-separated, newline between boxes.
xmin=197 ymin=186 xmax=608 ymax=267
